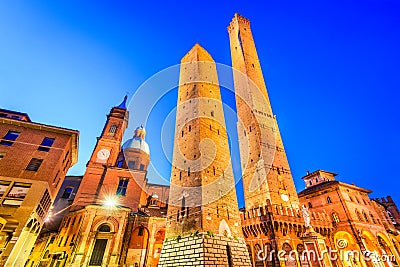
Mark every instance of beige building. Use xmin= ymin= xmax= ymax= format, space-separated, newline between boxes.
xmin=0 ymin=108 xmax=78 ymax=266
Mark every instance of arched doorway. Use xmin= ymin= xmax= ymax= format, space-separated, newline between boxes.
xmin=297 ymin=244 xmax=309 ymax=267
xmin=361 ymin=231 xmax=384 ymax=267
xmin=377 ymin=235 xmax=398 ymax=267
xmin=254 ymin=243 xmax=263 ymax=267
xmin=334 ymin=231 xmax=362 ymax=267
xmin=282 ymin=242 xmax=297 ymax=267
xmin=89 ymin=223 xmax=112 ymax=266
xmin=127 ymin=226 xmax=150 ymax=267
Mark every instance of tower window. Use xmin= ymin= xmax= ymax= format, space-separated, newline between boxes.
xmin=38 ymin=137 xmax=55 ymax=152
xmin=128 ymin=161 xmax=135 ymax=169
xmin=61 ymin=187 xmax=73 ymax=199
xmin=108 ymin=124 xmax=117 ymax=135
xmin=116 ymin=178 xmax=129 ymax=196
xmin=182 ymin=131 xmax=184 ymax=137
xmin=181 ymin=196 xmax=186 ymax=218
xmin=308 ymin=202 xmax=312 ymax=208
xmin=327 ymin=196 xmax=332 ymax=204
xmin=188 ymin=167 xmax=190 ymax=176
xmin=139 ymin=164 xmax=145 ymax=170
xmin=26 ymin=158 xmax=43 ymax=171
xmin=179 ymin=171 xmax=182 ymax=180
xmin=211 ymin=111 xmax=214 ymax=117
xmin=1 ymin=131 xmax=20 ymax=146
xmin=188 ymin=125 xmax=191 ymax=132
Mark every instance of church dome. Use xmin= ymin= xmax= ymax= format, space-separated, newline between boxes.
xmin=122 ymin=125 xmax=150 ymax=155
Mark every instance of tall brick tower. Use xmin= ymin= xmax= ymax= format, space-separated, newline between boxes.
xmin=228 ymin=14 xmax=300 ymax=209
xmin=158 ymin=44 xmax=251 ymax=267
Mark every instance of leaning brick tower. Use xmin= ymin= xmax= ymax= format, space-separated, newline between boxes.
xmin=158 ymin=44 xmax=251 ymax=266
xmin=228 ymin=13 xmax=300 ymax=210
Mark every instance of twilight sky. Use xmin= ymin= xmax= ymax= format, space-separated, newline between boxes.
xmin=1 ymin=1 xmax=399 ymax=208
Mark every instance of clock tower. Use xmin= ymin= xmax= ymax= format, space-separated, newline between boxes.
xmin=72 ymin=96 xmax=130 ymax=209
xmin=88 ymin=96 xmax=129 ymax=166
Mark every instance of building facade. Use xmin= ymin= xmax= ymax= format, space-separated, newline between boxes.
xmin=0 ymin=108 xmax=78 ymax=266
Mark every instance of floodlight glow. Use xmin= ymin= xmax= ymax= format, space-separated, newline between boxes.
xmin=104 ymin=196 xmax=118 ymax=207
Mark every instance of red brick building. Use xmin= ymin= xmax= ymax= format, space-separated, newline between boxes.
xmin=0 ymin=108 xmax=78 ymax=266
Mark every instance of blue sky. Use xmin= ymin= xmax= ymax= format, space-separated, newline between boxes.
xmin=1 ymin=1 xmax=399 ymax=208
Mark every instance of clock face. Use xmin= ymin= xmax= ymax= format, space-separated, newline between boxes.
xmin=281 ymin=194 xmax=289 ymax=202
xmin=97 ymin=149 xmax=111 ymax=160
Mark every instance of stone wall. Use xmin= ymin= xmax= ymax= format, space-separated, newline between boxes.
xmin=158 ymin=234 xmax=251 ymax=267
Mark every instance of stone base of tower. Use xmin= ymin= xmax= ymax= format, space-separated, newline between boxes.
xmin=158 ymin=234 xmax=252 ymax=267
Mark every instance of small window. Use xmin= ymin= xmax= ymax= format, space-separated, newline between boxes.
xmin=98 ymin=224 xmax=111 ymax=232
xmin=116 ymin=178 xmax=129 ymax=196
xmin=139 ymin=164 xmax=145 ymax=170
xmin=61 ymin=187 xmax=73 ymax=199
xmin=327 ymin=196 xmax=332 ymax=204
xmin=6 ymin=182 xmax=31 ymax=199
xmin=38 ymin=137 xmax=55 ymax=152
xmin=117 ymin=160 xmax=124 ymax=168
xmin=188 ymin=125 xmax=191 ymax=132
xmin=26 ymin=158 xmax=43 ymax=171
xmin=211 ymin=111 xmax=214 ymax=117
xmin=188 ymin=167 xmax=190 ymax=176
xmin=0 ymin=181 xmax=11 ymax=196
xmin=0 ymin=153 xmax=5 ymax=160
xmin=332 ymin=212 xmax=340 ymax=223
xmin=138 ymin=227 xmax=144 ymax=236
xmin=363 ymin=212 xmax=369 ymax=223
xmin=1 ymin=131 xmax=20 ymax=146
xmin=109 ymin=124 xmax=117 ymax=134
xmin=128 ymin=161 xmax=135 ymax=169
xmin=308 ymin=202 xmax=312 ymax=208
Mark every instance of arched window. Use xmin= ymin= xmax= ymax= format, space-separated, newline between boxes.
xmin=327 ymin=196 xmax=332 ymax=204
xmin=61 ymin=187 xmax=73 ymax=199
xmin=332 ymin=212 xmax=340 ymax=223
xmin=109 ymin=124 xmax=117 ymax=134
xmin=308 ymin=202 xmax=312 ymax=208
xmin=363 ymin=211 xmax=369 ymax=222
xmin=355 ymin=210 xmax=363 ymax=221
xmin=98 ymin=224 xmax=111 ymax=232
xmin=387 ymin=211 xmax=397 ymax=224
xmin=254 ymin=244 xmax=262 ymax=263
xmin=370 ymin=213 xmax=376 ymax=224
